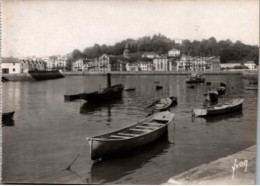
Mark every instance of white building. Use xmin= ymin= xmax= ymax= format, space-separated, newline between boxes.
xmin=139 ymin=61 xmax=154 ymax=71
xmin=2 ymin=57 xmax=22 ymax=74
xmin=153 ymin=57 xmax=171 ymax=71
xmin=42 ymin=57 xmax=55 ymax=70
xmin=55 ymin=56 xmax=68 ymax=70
xmin=141 ymin=52 xmax=159 ymax=59
xmin=72 ymin=59 xmax=84 ymax=71
xmin=126 ymin=62 xmax=139 ymax=71
xmin=244 ymin=61 xmax=257 ymax=70
xmin=168 ymin=48 xmax=181 ymax=57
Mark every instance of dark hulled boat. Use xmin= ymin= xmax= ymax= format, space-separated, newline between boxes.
xmin=64 ymin=94 xmax=82 ymax=101
xmin=28 ymin=70 xmax=64 ymax=81
xmin=86 ymin=111 xmax=174 ymax=160
xmin=192 ymin=98 xmax=243 ymax=117
xmin=80 ymin=73 xmax=124 ymax=103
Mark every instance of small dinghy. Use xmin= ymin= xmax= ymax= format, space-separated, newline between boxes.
xmin=124 ymin=87 xmax=136 ymax=91
xmin=204 ymin=90 xmax=219 ymax=102
xmin=147 ymin=96 xmax=178 ymax=112
xmin=217 ymin=86 xmax=226 ymax=95
xmin=156 ymin=85 xmax=163 ymax=90
xmin=220 ymin=82 xmax=227 ymax=88
xmin=192 ymin=98 xmax=243 ymax=117
xmin=86 ymin=111 xmax=175 ymax=160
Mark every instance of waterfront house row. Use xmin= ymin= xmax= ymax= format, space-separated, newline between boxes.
xmin=176 ymin=55 xmax=221 ymax=72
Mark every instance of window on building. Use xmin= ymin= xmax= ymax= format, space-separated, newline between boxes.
xmin=13 ymin=68 xmax=15 ymax=72
xmin=13 ymin=63 xmax=15 ymax=66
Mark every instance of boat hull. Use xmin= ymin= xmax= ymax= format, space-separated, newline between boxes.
xmin=206 ymin=103 xmax=242 ymax=116
xmin=28 ymin=70 xmax=64 ymax=81
xmin=193 ymin=99 xmax=243 ymax=117
xmin=89 ymin=126 xmax=168 ymax=160
xmin=64 ymin=94 xmax=82 ymax=101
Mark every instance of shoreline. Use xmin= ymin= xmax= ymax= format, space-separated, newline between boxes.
xmin=164 ymin=145 xmax=256 ymax=185
xmin=62 ymin=71 xmax=244 ymax=76
xmin=2 ymin=71 xmax=257 ymax=81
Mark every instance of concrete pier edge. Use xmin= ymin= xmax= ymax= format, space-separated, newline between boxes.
xmin=164 ymin=145 xmax=256 ymax=185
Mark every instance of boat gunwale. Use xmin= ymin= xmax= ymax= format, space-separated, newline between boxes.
xmin=87 ymin=112 xmax=174 ymax=142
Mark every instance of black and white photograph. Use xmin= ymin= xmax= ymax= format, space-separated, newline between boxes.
xmin=1 ymin=0 xmax=259 ymax=184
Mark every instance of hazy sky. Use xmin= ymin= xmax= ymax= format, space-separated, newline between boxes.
xmin=2 ymin=0 xmax=259 ymax=57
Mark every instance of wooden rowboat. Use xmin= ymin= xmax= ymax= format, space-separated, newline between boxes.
xmin=192 ymin=98 xmax=243 ymax=117
xmin=86 ymin=111 xmax=175 ymax=160
xmin=147 ymin=96 xmax=177 ymax=112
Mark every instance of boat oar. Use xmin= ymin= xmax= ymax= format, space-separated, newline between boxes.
xmin=65 ymin=143 xmax=87 ymax=171
xmin=146 ymin=101 xmax=156 ymax=108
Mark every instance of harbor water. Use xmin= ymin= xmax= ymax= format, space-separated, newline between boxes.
xmin=2 ymin=74 xmax=257 ymax=184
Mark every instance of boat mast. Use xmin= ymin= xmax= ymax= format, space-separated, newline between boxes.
xmin=107 ymin=73 xmax=111 ymax=88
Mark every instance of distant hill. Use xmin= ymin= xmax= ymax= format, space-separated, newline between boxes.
xmin=69 ymin=34 xmax=259 ymax=65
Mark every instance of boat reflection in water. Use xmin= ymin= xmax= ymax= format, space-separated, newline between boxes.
xmin=80 ymin=99 xmax=123 ymax=122
xmin=86 ymin=134 xmax=171 ymax=184
xmin=2 ymin=119 xmax=15 ymax=127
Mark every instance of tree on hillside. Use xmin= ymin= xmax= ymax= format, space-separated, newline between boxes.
xmin=72 ymin=49 xmax=83 ymax=61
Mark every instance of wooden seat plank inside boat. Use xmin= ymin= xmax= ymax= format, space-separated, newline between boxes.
xmin=136 ymin=125 xmax=159 ymax=129
xmin=143 ymin=122 xmax=165 ymax=126
xmin=130 ymin=128 xmax=152 ymax=132
xmin=118 ymin=133 xmax=140 ymax=137
xmin=110 ymin=135 xmax=131 ymax=139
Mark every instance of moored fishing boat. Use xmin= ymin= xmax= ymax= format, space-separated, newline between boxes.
xmin=192 ymin=98 xmax=243 ymax=117
xmin=80 ymin=73 xmax=124 ymax=103
xmin=86 ymin=111 xmax=175 ymax=160
xmin=186 ymin=73 xmax=205 ymax=84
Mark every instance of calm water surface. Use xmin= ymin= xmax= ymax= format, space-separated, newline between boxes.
xmin=2 ymin=75 xmax=257 ymax=184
